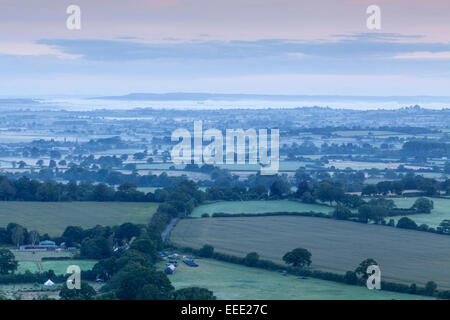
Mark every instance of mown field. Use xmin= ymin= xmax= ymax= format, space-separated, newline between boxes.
xmin=12 ymin=250 xmax=73 ymax=262
xmin=190 ymin=200 xmax=334 ymax=217
xmin=0 ymin=202 xmax=158 ymax=236
xmin=17 ymin=261 xmax=40 ymax=273
xmin=391 ymin=197 xmax=450 ymax=228
xmin=163 ymin=258 xmax=431 ymax=300
xmin=41 ymin=260 xmax=97 ymax=274
xmin=170 ymin=216 xmax=450 ymax=289
xmin=17 ymin=260 xmax=97 ymax=275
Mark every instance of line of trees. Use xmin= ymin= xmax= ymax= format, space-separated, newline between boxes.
xmin=0 ymin=176 xmax=155 ymax=202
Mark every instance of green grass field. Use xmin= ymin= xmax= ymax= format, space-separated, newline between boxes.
xmin=390 ymin=197 xmax=450 ymax=228
xmin=17 ymin=260 xmax=97 ymax=275
xmin=17 ymin=261 xmax=40 ymax=273
xmin=41 ymin=260 xmax=97 ymax=274
xmin=0 ymin=202 xmax=158 ymax=236
xmin=162 ymin=258 xmax=431 ymax=300
xmin=12 ymin=250 xmax=73 ymax=262
xmin=326 ymin=160 xmax=399 ymax=170
xmin=170 ymin=216 xmax=450 ymax=289
xmin=190 ymin=200 xmax=334 ymax=217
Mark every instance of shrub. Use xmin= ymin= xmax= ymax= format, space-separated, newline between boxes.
xmin=396 ymin=217 xmax=418 ymax=230
xmin=199 ymin=244 xmax=214 ymax=258
xmin=243 ymin=252 xmax=260 ymax=267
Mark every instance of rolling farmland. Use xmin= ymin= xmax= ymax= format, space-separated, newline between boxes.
xmin=170 ymin=216 xmax=450 ymax=288
xmin=0 ymin=202 xmax=158 ymax=236
xmin=190 ymin=200 xmax=334 ymax=217
xmin=164 ymin=258 xmax=431 ymax=300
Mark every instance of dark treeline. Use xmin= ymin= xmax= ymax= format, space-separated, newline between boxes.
xmin=288 ymin=126 xmax=436 ymax=137
xmin=362 ymin=173 xmax=450 ymax=196
xmin=402 ymin=141 xmax=450 ymax=157
xmin=0 ymin=176 xmax=154 ymax=202
xmin=4 ymin=166 xmax=187 ymax=189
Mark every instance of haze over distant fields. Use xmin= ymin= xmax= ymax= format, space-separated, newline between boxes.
xmin=2 ymin=94 xmax=450 ymax=111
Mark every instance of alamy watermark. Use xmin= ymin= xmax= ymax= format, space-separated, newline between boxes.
xmin=66 ymin=5 xmax=81 ymax=30
xmin=366 ymin=265 xmax=381 ymax=290
xmin=66 ymin=265 xmax=81 ymax=290
xmin=366 ymin=5 xmax=381 ymax=30
xmin=170 ymin=121 xmax=279 ymax=175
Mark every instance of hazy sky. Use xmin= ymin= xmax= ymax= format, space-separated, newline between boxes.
xmin=1 ymin=0 xmax=450 ymax=96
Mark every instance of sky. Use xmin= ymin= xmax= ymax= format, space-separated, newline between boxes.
xmin=0 ymin=0 xmax=450 ymax=97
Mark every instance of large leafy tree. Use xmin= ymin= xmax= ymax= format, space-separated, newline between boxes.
xmin=80 ymin=237 xmax=112 ymax=259
xmin=114 ymin=263 xmax=174 ymax=300
xmin=333 ymin=205 xmax=352 ymax=220
xmin=396 ymin=217 xmax=418 ymax=230
xmin=412 ymin=198 xmax=434 ymax=214
xmin=269 ymin=179 xmax=290 ymax=198
xmin=282 ymin=248 xmax=312 ymax=268
xmin=314 ymin=181 xmax=344 ymax=205
xmin=355 ymin=258 xmax=378 ymax=280
xmin=173 ymin=287 xmax=216 ymax=300
xmin=438 ymin=220 xmax=450 ymax=234
xmin=0 ymin=249 xmax=18 ymax=274
xmin=243 ymin=252 xmax=260 ymax=267
xmin=59 ymin=281 xmax=96 ymax=300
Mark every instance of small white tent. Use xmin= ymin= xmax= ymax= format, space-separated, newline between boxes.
xmin=44 ymin=279 xmax=55 ymax=287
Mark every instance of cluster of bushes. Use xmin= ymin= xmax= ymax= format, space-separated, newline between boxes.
xmin=394 ymin=217 xmax=450 ymax=235
xmin=333 ymin=197 xmax=435 ymax=224
xmin=88 ymin=234 xmax=215 ymax=300
xmin=363 ymin=174 xmax=450 ymax=197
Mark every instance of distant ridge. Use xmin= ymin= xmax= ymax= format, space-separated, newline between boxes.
xmin=91 ymin=93 xmax=450 ymax=104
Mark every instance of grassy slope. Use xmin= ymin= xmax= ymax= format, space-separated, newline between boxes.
xmin=170 ymin=216 xmax=450 ymax=289
xmin=0 ymin=202 xmax=158 ymax=236
xmin=163 ymin=258 xmax=431 ymax=300
xmin=191 ymin=200 xmax=334 ymax=217
xmin=390 ymin=197 xmax=450 ymax=228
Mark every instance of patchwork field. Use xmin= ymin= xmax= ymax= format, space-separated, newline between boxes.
xmin=326 ymin=160 xmax=400 ymax=170
xmin=391 ymin=197 xmax=450 ymax=228
xmin=0 ymin=202 xmax=158 ymax=236
xmin=12 ymin=250 xmax=73 ymax=262
xmin=190 ymin=201 xmax=334 ymax=217
xmin=17 ymin=260 xmax=97 ymax=275
xmin=41 ymin=260 xmax=97 ymax=274
xmin=17 ymin=261 xmax=40 ymax=273
xmin=170 ymin=216 xmax=450 ymax=289
xmin=0 ymin=283 xmax=60 ymax=300
xmin=163 ymin=258 xmax=431 ymax=300
xmin=136 ymin=161 xmax=311 ymax=172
